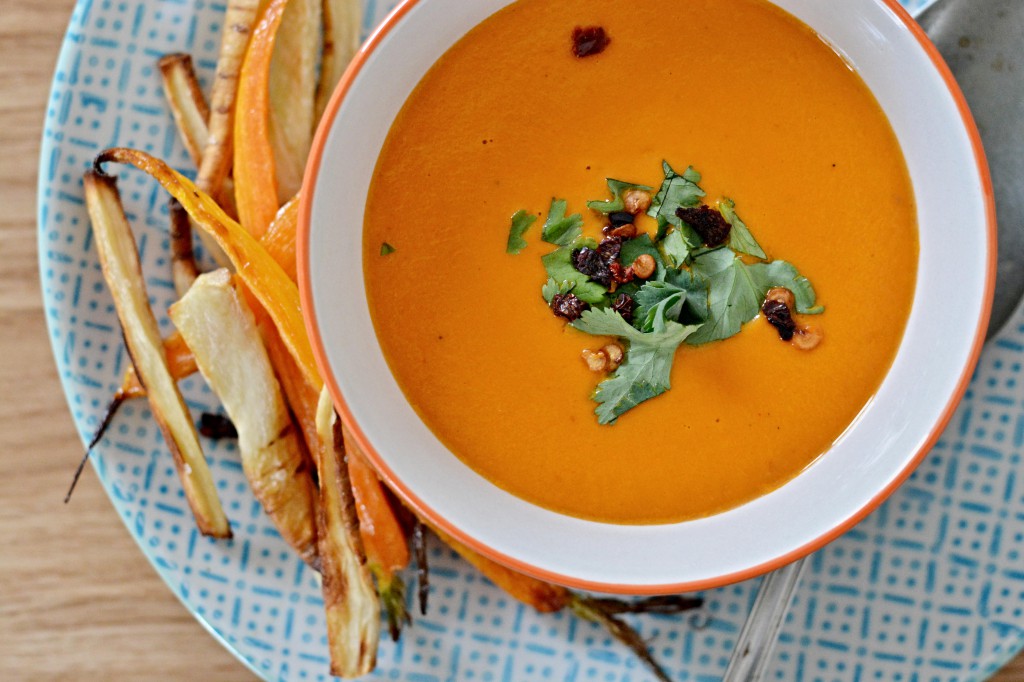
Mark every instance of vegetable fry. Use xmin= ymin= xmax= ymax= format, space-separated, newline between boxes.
xmin=158 ymin=53 xmax=210 ymax=166
xmin=170 ymin=269 xmax=318 ymax=565
xmin=197 ymin=0 xmax=262 ymax=197
xmin=342 ymin=427 xmax=411 ymax=640
xmin=269 ymin=0 xmax=321 ymax=201
xmin=83 ymin=170 xmax=230 ymax=538
xmin=234 ymin=0 xmax=290 ymax=238
xmin=168 ymin=197 xmax=200 ymax=296
xmin=427 ymin=523 xmax=569 ymax=613
xmin=95 ymin=148 xmax=321 ymax=393
xmin=315 ymin=388 xmax=379 ymax=677
xmin=315 ymin=0 xmax=362 ymax=120
xmin=261 ymin=195 xmax=300 ymax=283
xmin=193 ymin=0 xmax=265 ymax=265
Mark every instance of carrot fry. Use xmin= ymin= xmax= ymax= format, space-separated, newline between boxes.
xmin=234 ymin=0 xmax=290 ymax=238
xmin=342 ymin=427 xmax=411 ymax=641
xmin=158 ymin=53 xmax=210 ymax=166
xmin=261 ymin=195 xmax=300 ymax=282
xmin=95 ymin=148 xmax=321 ymax=393
xmin=83 ymin=170 xmax=230 ymax=538
xmin=269 ymin=0 xmax=320 ymax=201
xmin=315 ymin=0 xmax=362 ymax=120
xmin=315 ymin=387 xmax=379 ymax=677
xmin=427 ymin=523 xmax=569 ymax=613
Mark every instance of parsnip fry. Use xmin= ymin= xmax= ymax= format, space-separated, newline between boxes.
xmin=170 ymin=269 xmax=319 ymax=565
xmin=168 ymin=197 xmax=200 ymax=296
xmin=193 ymin=0 xmax=264 ymax=264
xmin=315 ymin=0 xmax=362 ymax=120
xmin=83 ymin=170 xmax=230 ymax=538
xmin=158 ymin=53 xmax=210 ymax=167
xmin=234 ymin=0 xmax=290 ymax=238
xmin=197 ymin=0 xmax=262 ymax=196
xmin=315 ymin=388 xmax=379 ymax=678
xmin=269 ymin=0 xmax=320 ymax=201
xmin=95 ymin=148 xmax=321 ymax=392
xmin=119 ymin=330 xmax=197 ymax=400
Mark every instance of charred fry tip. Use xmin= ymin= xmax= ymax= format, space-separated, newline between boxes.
xmin=569 ymin=593 xmax=675 ymax=682
xmin=157 ymin=52 xmax=193 ymax=68
xmin=65 ymin=395 xmax=126 ymax=504
xmin=91 ymin=150 xmax=119 ymax=178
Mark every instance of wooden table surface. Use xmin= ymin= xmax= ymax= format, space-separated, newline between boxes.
xmin=1 ymin=1 xmax=1021 ymax=680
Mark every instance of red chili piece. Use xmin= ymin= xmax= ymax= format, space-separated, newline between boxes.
xmin=572 ymin=26 xmax=610 ymax=58
xmin=676 ymin=205 xmax=732 ymax=247
xmin=611 ymin=293 xmax=637 ymax=323
xmin=551 ymin=293 xmax=589 ymax=322
xmin=762 ymin=299 xmax=797 ymax=341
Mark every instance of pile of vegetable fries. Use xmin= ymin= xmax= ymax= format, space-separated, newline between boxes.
xmin=75 ymin=0 xmax=702 ymax=678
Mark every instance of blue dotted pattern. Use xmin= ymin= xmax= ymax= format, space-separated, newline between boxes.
xmin=39 ymin=0 xmax=1023 ymax=680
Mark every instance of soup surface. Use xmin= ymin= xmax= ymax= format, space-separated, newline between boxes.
xmin=364 ymin=0 xmax=918 ymax=524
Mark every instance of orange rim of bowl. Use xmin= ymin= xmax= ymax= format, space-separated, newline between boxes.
xmin=298 ymin=0 xmax=998 ymax=595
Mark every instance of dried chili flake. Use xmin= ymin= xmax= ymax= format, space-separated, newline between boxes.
xmin=676 ymin=205 xmax=731 ymax=247
xmin=572 ymin=26 xmax=610 ymax=58
xmin=609 ymin=261 xmax=634 ymax=284
xmin=551 ymin=292 xmax=589 ymax=322
xmin=762 ymin=299 xmax=797 ymax=341
xmin=598 ymin=236 xmax=623 ymax=262
xmin=572 ymin=247 xmax=613 ymax=287
xmin=611 ymin=293 xmax=637 ymax=323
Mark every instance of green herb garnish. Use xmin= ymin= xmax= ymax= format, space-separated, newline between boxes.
xmin=540 ymin=239 xmax=608 ymax=305
xmin=380 ymin=242 xmax=396 ymax=256
xmin=648 ymin=161 xmax=705 ymax=227
xmin=506 ymin=210 xmax=537 ymax=255
xmin=510 ymin=161 xmax=824 ymax=424
xmin=586 ymin=178 xmax=653 ymax=214
xmin=541 ymin=199 xmax=585 ymax=246
xmin=719 ymin=198 xmax=766 ymax=260
xmin=572 ymin=308 xmax=699 ymax=424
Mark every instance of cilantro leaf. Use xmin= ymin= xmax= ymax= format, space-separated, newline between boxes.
xmin=506 ymin=210 xmax=537 ymax=255
xmin=572 ymin=308 xmax=699 ymax=424
xmin=540 ymin=239 xmax=608 ymax=305
xmin=686 ymin=249 xmax=823 ymax=345
xmin=659 ymin=229 xmax=691 ymax=268
xmin=749 ymin=260 xmax=824 ymax=315
xmin=541 ymin=199 xmax=584 ymax=246
xmin=541 ymin=277 xmax=574 ymax=304
xmin=719 ymin=198 xmax=767 ymax=260
xmin=586 ymin=178 xmax=653 ymax=214
xmin=647 ymin=161 xmax=706 ymax=228
xmin=634 ymin=274 xmax=709 ymax=333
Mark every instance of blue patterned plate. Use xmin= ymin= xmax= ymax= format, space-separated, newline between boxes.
xmin=39 ymin=0 xmax=1024 ymax=679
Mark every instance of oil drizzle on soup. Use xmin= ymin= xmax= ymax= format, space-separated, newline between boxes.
xmin=363 ymin=0 xmax=919 ymax=524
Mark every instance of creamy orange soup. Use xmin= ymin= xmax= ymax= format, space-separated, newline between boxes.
xmin=363 ymin=0 xmax=918 ymax=524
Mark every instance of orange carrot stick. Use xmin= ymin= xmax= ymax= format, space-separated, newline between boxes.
xmin=261 ymin=195 xmax=300 ymax=282
xmin=234 ymin=0 xmax=290 ymax=238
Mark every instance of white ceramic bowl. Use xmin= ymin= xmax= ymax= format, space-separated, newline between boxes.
xmin=299 ymin=0 xmax=995 ymax=594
